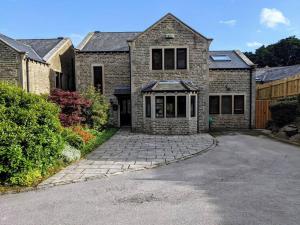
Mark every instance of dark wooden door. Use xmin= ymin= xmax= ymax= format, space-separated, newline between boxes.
xmin=120 ymin=96 xmax=131 ymax=126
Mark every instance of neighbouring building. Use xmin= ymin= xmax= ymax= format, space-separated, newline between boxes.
xmin=75 ymin=13 xmax=255 ymax=134
xmin=256 ymin=64 xmax=300 ymax=100
xmin=0 ymin=33 xmax=75 ymax=94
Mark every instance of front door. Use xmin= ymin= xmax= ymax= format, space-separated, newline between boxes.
xmin=120 ymin=96 xmax=131 ymax=126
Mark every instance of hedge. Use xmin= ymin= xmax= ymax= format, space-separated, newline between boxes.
xmin=269 ymin=100 xmax=298 ymax=127
xmin=0 ymin=83 xmax=64 ymax=186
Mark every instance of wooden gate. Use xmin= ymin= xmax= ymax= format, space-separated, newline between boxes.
xmin=255 ymin=100 xmax=271 ymax=129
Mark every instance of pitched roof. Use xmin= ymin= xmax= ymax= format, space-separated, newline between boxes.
xmin=209 ymin=50 xmax=254 ymax=69
xmin=129 ymin=13 xmax=213 ymax=43
xmin=78 ymin=32 xmax=140 ymax=52
xmin=141 ymin=80 xmax=198 ymax=92
xmin=255 ymin=65 xmax=300 ymax=83
xmin=0 ymin=33 xmax=44 ymax=63
xmin=17 ymin=38 xmax=63 ymax=58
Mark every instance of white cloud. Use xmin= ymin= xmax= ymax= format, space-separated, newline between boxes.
xmin=260 ymin=8 xmax=290 ymax=28
xmin=247 ymin=41 xmax=263 ymax=48
xmin=219 ymin=19 xmax=237 ymax=27
xmin=69 ymin=33 xmax=84 ymax=46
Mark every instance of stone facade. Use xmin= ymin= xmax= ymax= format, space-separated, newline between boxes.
xmin=75 ymin=13 xmax=255 ymax=134
xmin=75 ymin=52 xmax=130 ymax=126
xmin=209 ymin=69 xmax=255 ymax=129
xmin=27 ymin=60 xmax=50 ymax=94
xmin=0 ymin=36 xmax=74 ymax=94
xmin=48 ymin=39 xmax=75 ymax=90
xmin=0 ymin=40 xmax=22 ymax=86
xmin=130 ymin=15 xmax=210 ymax=134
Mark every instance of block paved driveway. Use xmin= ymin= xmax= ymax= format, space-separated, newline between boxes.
xmin=2 ymin=131 xmax=300 ymax=225
xmin=40 ymin=128 xmax=214 ymax=187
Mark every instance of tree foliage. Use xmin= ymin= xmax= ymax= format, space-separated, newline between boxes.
xmin=244 ymin=36 xmax=300 ymax=67
xmin=49 ymin=89 xmax=92 ymax=127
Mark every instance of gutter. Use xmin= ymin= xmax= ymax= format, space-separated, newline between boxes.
xmin=249 ymin=65 xmax=256 ymax=129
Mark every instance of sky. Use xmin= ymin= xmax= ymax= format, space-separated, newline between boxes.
xmin=0 ymin=0 xmax=299 ymax=52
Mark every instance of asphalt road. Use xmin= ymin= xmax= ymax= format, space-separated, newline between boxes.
xmin=1 ymin=132 xmax=300 ymax=225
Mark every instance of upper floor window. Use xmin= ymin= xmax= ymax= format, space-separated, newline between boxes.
xmin=177 ymin=48 xmax=187 ymax=69
xmin=151 ymin=47 xmax=188 ymax=70
xmin=152 ymin=49 xmax=163 ymax=70
xmin=93 ymin=66 xmax=103 ymax=93
xmin=164 ymin=49 xmax=175 ymax=70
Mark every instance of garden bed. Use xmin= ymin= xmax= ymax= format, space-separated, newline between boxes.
xmin=0 ymin=128 xmax=117 ymax=194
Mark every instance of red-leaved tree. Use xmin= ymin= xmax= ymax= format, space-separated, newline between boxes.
xmin=49 ymin=89 xmax=92 ymax=127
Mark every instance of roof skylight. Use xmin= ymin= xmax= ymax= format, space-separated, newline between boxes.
xmin=211 ymin=55 xmax=231 ymax=61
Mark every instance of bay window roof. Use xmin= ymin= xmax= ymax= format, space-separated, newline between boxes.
xmin=141 ymin=80 xmax=198 ymax=93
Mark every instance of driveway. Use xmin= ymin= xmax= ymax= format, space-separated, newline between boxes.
xmin=1 ymin=132 xmax=300 ymax=225
xmin=40 ymin=129 xmax=214 ymax=186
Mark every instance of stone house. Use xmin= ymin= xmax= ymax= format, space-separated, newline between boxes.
xmin=0 ymin=33 xmax=75 ymax=94
xmin=75 ymin=13 xmax=255 ymax=134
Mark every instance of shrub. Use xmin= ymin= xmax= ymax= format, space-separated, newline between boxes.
xmin=61 ymin=128 xmax=84 ymax=149
xmin=0 ymin=83 xmax=64 ymax=186
xmin=81 ymin=87 xmax=109 ymax=130
xmin=49 ymin=89 xmax=92 ymax=127
xmin=72 ymin=126 xmax=95 ymax=144
xmin=61 ymin=144 xmax=81 ymax=163
xmin=269 ymin=100 xmax=298 ymax=127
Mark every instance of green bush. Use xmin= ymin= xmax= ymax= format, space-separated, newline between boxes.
xmin=81 ymin=87 xmax=109 ymax=131
xmin=0 ymin=83 xmax=64 ymax=186
xmin=61 ymin=128 xmax=84 ymax=149
xmin=269 ymin=100 xmax=298 ymax=127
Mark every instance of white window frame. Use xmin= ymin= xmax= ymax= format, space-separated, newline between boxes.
xmin=143 ymin=93 xmax=197 ymax=119
xmin=150 ymin=46 xmax=189 ymax=71
xmin=209 ymin=93 xmax=246 ymax=115
xmin=91 ymin=63 xmax=105 ymax=93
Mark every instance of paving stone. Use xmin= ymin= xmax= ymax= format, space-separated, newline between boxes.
xmin=40 ymin=129 xmax=214 ymax=186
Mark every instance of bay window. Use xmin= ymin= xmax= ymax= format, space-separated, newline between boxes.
xmin=155 ymin=96 xmax=164 ymax=118
xmin=145 ymin=94 xmax=196 ymax=119
xmin=177 ymin=96 xmax=186 ymax=117
xmin=166 ymin=96 xmax=175 ymax=118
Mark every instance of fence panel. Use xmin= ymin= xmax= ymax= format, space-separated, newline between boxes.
xmin=257 ymin=74 xmax=300 ymax=100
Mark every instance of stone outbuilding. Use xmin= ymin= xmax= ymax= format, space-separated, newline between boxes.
xmin=75 ymin=13 xmax=256 ymax=134
xmin=0 ymin=33 xmax=75 ymax=94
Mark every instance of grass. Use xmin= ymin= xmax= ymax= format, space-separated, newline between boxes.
xmin=81 ymin=127 xmax=118 ymax=156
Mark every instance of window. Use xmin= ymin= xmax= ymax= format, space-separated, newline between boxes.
xmin=234 ymin=95 xmax=244 ymax=114
xmin=210 ymin=94 xmax=245 ymax=115
xmin=155 ymin=96 xmax=164 ymax=118
xmin=164 ymin=49 xmax=175 ymax=70
xmin=145 ymin=96 xmax=151 ymax=118
xmin=211 ymin=55 xmax=231 ymax=61
xmin=177 ymin=48 xmax=187 ymax=69
xmin=177 ymin=96 xmax=186 ymax=117
xmin=209 ymin=96 xmax=220 ymax=114
xmin=55 ymin=72 xmax=63 ymax=89
xmin=93 ymin=66 xmax=103 ymax=93
xmin=151 ymin=47 xmax=188 ymax=70
xmin=152 ymin=49 xmax=162 ymax=70
xmin=221 ymin=95 xmax=232 ymax=114
xmin=191 ymin=95 xmax=196 ymax=117
xmin=166 ymin=96 xmax=175 ymax=117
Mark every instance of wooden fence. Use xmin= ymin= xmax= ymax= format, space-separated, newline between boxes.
xmin=256 ymin=74 xmax=300 ymax=100
xmin=255 ymin=100 xmax=271 ymax=129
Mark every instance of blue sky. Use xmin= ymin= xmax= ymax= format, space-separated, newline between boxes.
xmin=0 ymin=0 xmax=299 ymax=52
